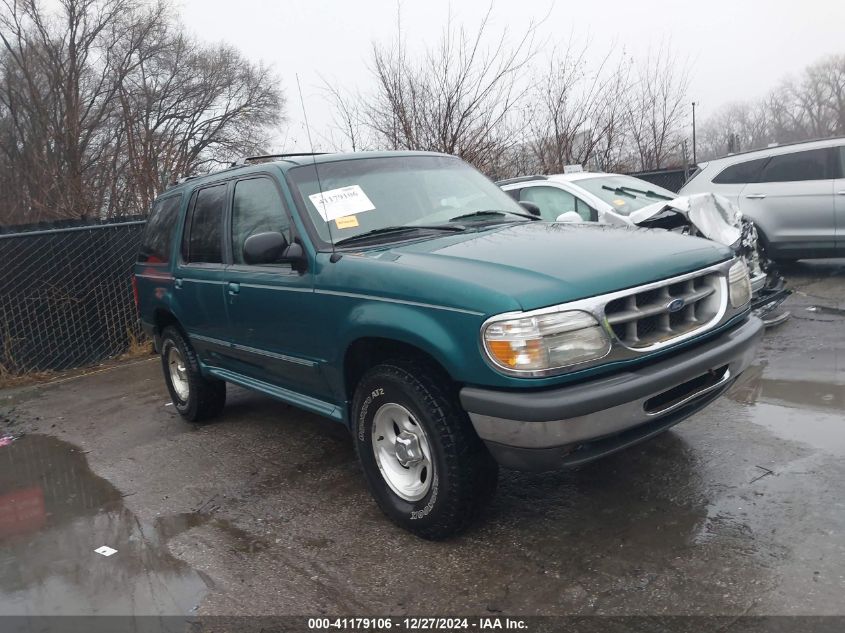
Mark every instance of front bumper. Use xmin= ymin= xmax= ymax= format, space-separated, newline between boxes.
xmin=460 ymin=316 xmax=764 ymax=471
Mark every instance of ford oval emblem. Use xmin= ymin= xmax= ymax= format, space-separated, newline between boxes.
xmin=667 ymin=298 xmax=686 ymax=313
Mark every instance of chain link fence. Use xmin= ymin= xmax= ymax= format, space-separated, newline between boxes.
xmin=0 ymin=218 xmax=146 ymax=377
xmin=625 ymin=167 xmax=696 ymax=193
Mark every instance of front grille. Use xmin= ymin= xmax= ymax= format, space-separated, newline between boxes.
xmin=604 ymin=272 xmax=723 ymax=348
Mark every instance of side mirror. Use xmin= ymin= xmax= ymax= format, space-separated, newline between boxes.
xmin=518 ymin=201 xmax=541 ymax=217
xmin=243 ymin=231 xmax=289 ymax=265
xmin=282 ymin=242 xmax=305 ymax=270
xmin=555 ymin=211 xmax=583 ymax=223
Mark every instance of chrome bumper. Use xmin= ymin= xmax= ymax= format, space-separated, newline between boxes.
xmin=460 ymin=316 xmax=763 ymax=470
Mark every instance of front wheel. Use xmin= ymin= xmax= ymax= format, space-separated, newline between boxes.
xmin=352 ymin=360 xmax=498 ymax=540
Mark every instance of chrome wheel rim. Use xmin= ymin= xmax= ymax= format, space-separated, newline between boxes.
xmin=167 ymin=346 xmax=190 ymax=401
xmin=371 ymin=403 xmax=433 ymax=502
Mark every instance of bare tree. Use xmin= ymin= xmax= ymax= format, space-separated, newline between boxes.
xmin=0 ymin=0 xmax=139 ymax=221
xmin=116 ymin=31 xmax=284 ymax=213
xmin=327 ymin=4 xmax=539 ymax=175
xmin=321 ymin=80 xmax=371 ymax=152
xmin=525 ymin=42 xmax=630 ymax=173
xmin=624 ymin=43 xmax=690 ymax=170
xmin=697 ymin=53 xmax=845 ymax=160
xmin=696 ymin=100 xmax=772 ymax=160
xmin=0 ymin=0 xmax=285 ymax=225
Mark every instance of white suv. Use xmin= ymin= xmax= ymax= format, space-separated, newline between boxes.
xmin=680 ymin=137 xmax=845 ymax=262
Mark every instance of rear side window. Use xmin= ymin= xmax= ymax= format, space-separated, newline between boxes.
xmin=183 ymin=184 xmax=226 ymax=263
xmin=138 ymin=195 xmax=181 ymax=263
xmin=712 ymin=157 xmax=769 ymax=184
xmin=759 ymin=148 xmax=832 ymax=182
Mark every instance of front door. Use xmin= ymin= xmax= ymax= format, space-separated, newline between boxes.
xmin=513 ymin=184 xmax=598 ymax=222
xmin=222 ymin=176 xmax=327 ymax=398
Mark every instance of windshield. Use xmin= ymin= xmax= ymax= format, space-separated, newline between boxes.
xmin=575 ymin=175 xmax=678 ymax=216
xmin=287 ymin=155 xmax=531 ymax=246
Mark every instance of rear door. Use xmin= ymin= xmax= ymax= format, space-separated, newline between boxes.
xmin=174 ymin=183 xmax=232 ymax=366
xmin=835 ymin=145 xmax=845 ymax=253
xmin=222 ymin=175 xmax=327 ymax=397
xmin=741 ymin=147 xmax=836 ymax=258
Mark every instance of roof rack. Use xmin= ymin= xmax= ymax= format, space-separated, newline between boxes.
xmin=165 ymin=174 xmax=201 ymax=189
xmin=494 ymin=175 xmax=548 ymax=186
xmin=165 ymin=153 xmax=330 ymax=189
xmin=232 ymin=152 xmax=327 ymax=167
xmin=714 ymin=135 xmax=845 ymax=160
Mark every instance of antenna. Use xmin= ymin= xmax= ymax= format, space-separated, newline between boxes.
xmin=296 ymin=74 xmax=341 ymax=263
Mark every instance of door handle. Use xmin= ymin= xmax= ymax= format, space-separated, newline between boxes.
xmin=837 ymin=191 xmax=845 ymax=195
xmin=227 ymin=282 xmax=240 ymax=295
xmin=174 ymin=278 xmax=183 ymax=289
xmin=745 ymin=194 xmax=766 ymax=199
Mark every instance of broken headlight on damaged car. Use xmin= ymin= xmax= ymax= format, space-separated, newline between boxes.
xmin=482 ymin=310 xmax=611 ymax=376
xmin=728 ymin=259 xmax=752 ymax=308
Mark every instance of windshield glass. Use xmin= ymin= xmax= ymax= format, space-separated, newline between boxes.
xmin=287 ymin=155 xmax=530 ymax=245
xmin=575 ymin=175 xmax=678 ymax=216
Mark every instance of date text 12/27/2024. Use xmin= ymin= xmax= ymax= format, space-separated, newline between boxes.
xmin=307 ymin=617 xmax=529 ymax=630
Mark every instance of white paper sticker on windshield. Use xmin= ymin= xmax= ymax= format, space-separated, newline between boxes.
xmin=309 ymin=185 xmax=375 ymax=222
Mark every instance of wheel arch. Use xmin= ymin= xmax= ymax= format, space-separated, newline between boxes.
xmin=343 ymin=337 xmax=456 ymax=404
xmin=152 ymin=308 xmax=187 ymax=350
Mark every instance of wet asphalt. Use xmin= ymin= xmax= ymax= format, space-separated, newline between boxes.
xmin=0 ymin=259 xmax=844 ymax=618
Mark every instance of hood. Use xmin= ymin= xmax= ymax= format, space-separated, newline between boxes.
xmin=365 ymin=222 xmax=732 ymax=311
xmin=629 ymin=192 xmax=742 ymax=246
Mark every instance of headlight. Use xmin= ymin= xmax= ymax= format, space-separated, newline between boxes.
xmin=728 ymin=259 xmax=752 ymax=307
xmin=482 ymin=310 xmax=610 ymax=376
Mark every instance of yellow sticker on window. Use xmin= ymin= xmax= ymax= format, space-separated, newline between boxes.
xmin=335 ymin=215 xmax=359 ymax=229
xmin=612 ymin=199 xmax=627 ymax=206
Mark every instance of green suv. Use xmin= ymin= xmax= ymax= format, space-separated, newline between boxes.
xmin=135 ymin=151 xmax=763 ymax=539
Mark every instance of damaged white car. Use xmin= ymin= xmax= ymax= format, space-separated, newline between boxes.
xmin=498 ymin=172 xmax=790 ymax=325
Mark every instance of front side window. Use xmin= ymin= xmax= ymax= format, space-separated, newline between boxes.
xmin=574 ymin=175 xmax=675 ymax=216
xmin=231 ymin=178 xmax=291 ymax=265
xmin=138 ymin=195 xmax=181 ymax=263
xmin=712 ymin=157 xmax=769 ymax=184
xmin=519 ymin=186 xmax=579 ymax=221
xmin=287 ymin=155 xmax=530 ymax=246
xmin=183 ymin=184 xmax=226 ymax=264
xmin=758 ymin=148 xmax=831 ymax=183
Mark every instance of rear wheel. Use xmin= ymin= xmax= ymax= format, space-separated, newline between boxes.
xmin=352 ymin=359 xmax=498 ymax=540
xmin=160 ymin=326 xmax=226 ymax=422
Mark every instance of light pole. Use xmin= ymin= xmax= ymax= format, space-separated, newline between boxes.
xmin=691 ymin=101 xmax=698 ymax=165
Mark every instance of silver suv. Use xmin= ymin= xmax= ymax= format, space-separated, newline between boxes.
xmin=680 ymin=137 xmax=845 ymax=262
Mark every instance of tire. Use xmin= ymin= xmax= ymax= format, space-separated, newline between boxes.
xmin=160 ymin=326 xmax=226 ymax=422
xmin=352 ymin=359 xmax=498 ymax=539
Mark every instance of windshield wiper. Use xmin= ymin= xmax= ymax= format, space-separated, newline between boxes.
xmin=448 ymin=209 xmax=539 ymax=222
xmin=602 ymin=185 xmax=674 ymax=201
xmin=334 ymin=224 xmax=466 ymax=247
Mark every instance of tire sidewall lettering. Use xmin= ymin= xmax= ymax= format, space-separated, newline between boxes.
xmin=410 ymin=473 xmax=438 ymax=520
xmin=357 ymin=387 xmax=384 ymax=442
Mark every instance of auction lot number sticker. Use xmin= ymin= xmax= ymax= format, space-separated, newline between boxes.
xmin=307 ymin=617 xmax=528 ymax=630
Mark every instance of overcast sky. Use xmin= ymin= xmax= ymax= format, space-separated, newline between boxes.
xmin=177 ymin=0 xmax=845 ymax=152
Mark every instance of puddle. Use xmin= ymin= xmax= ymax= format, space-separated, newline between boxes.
xmin=0 ymin=434 xmax=209 ymax=615
xmin=805 ymin=304 xmax=845 ymax=317
xmin=729 ymin=365 xmax=845 ymax=456
xmin=744 ymin=402 xmax=845 ymax=457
